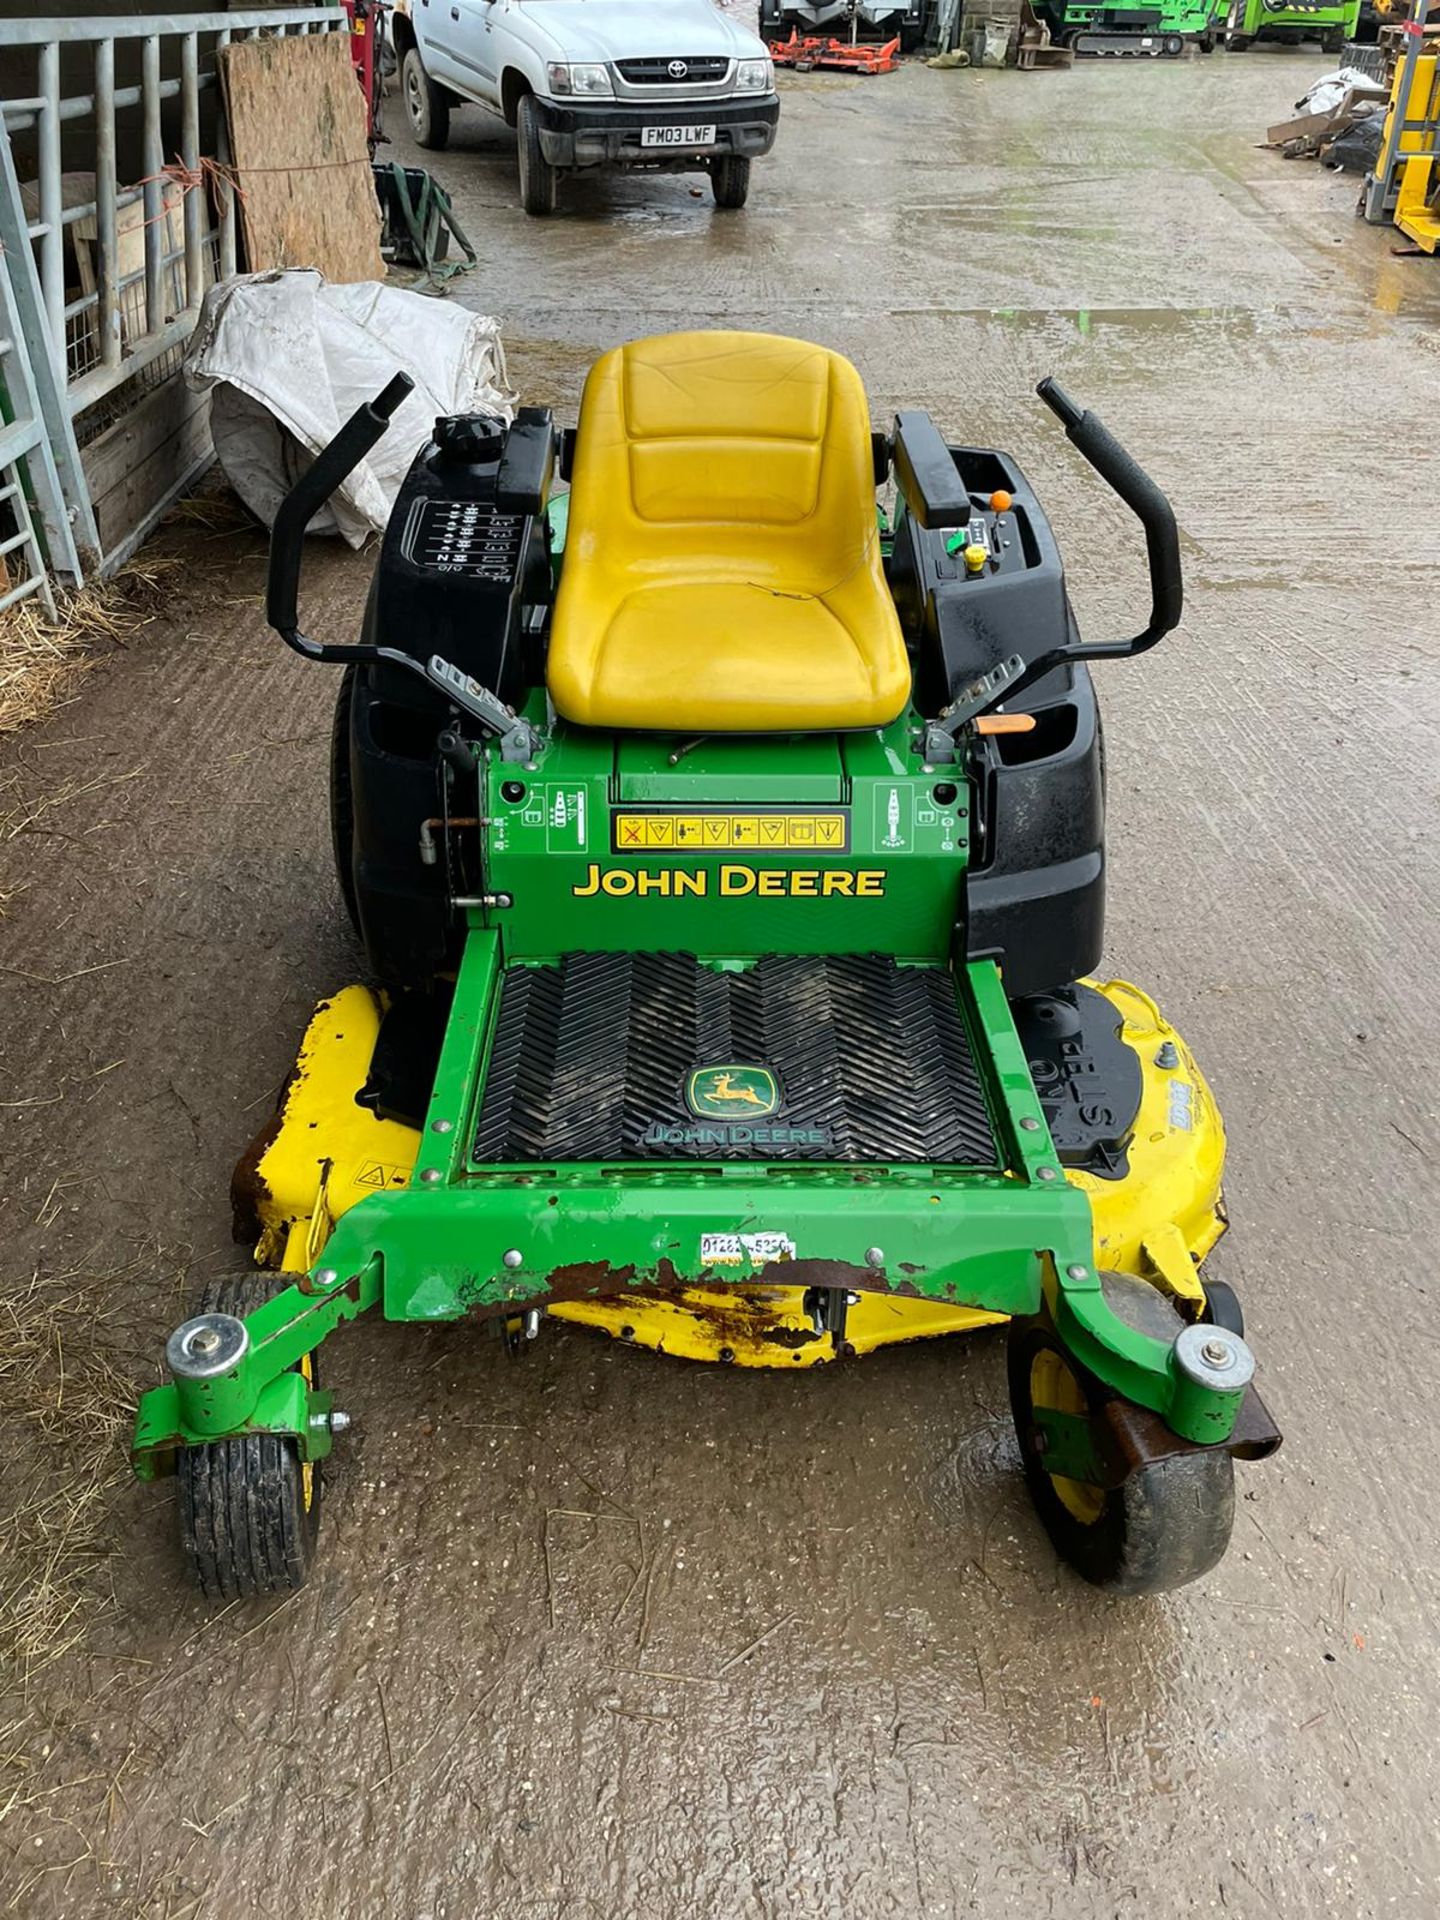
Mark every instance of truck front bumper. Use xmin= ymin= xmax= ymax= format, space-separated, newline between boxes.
xmin=531 ymin=95 xmax=780 ymax=170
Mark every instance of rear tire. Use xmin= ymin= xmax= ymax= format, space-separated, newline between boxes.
xmin=710 ymin=154 xmax=751 ymax=210
xmin=330 ymin=666 xmax=361 ymax=935
xmin=177 ymin=1274 xmax=321 ymax=1601
xmin=1322 ymin=25 xmax=1345 ymax=51
xmin=1008 ymin=1307 xmax=1235 ymax=1594
xmin=403 ymin=46 xmax=450 ymax=151
xmin=517 ymin=94 xmax=558 ymax=216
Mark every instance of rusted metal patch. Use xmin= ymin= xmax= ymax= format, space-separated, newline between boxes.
xmin=1074 ymin=1381 xmax=1283 ymax=1489
xmin=230 ymin=1110 xmax=282 ymax=1244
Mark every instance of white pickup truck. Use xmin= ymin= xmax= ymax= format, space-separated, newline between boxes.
xmin=393 ymin=0 xmax=780 ymax=215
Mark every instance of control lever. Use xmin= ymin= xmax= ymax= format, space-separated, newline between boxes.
xmin=423 ymin=655 xmax=534 ymax=749
xmin=265 ymin=377 xmax=539 ymax=762
xmin=925 ymin=380 xmax=1183 ymax=758
xmin=267 ymin=372 xmax=414 ymax=654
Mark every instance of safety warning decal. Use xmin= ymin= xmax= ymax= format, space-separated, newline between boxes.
xmin=612 ymin=809 xmax=848 ymax=853
xmin=353 ymin=1161 xmax=409 ymax=1191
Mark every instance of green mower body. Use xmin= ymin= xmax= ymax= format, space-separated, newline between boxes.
xmin=132 ymin=332 xmax=1279 ymax=1599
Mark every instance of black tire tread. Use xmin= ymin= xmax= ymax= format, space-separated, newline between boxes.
xmin=176 ymin=1273 xmax=321 ymax=1601
xmin=1008 ymin=1310 xmax=1236 ymax=1595
xmin=330 ymin=666 xmax=361 ymax=934
xmin=711 ymin=154 xmax=751 ymax=210
xmin=404 ymin=46 xmax=450 ymax=151
xmin=1202 ymin=1278 xmax=1245 ymax=1338
xmin=517 ymin=95 xmax=557 ymax=217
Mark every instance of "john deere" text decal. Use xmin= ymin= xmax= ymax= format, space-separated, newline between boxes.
xmin=571 ymin=865 xmax=885 ymax=898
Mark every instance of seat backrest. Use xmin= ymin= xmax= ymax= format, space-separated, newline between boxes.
xmin=565 ymin=331 xmax=878 ymax=589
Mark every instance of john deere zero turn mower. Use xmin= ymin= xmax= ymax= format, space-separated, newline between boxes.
xmin=131 ymin=332 xmax=1279 ymax=1598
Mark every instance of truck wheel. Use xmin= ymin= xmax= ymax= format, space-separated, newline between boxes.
xmin=1322 ymin=25 xmax=1346 ymax=51
xmin=177 ymin=1273 xmax=322 ymax=1601
xmin=517 ymin=95 xmax=558 ymax=216
xmin=710 ymin=154 xmax=751 ymax=210
xmin=1008 ymin=1309 xmax=1235 ymax=1594
xmin=403 ymin=45 xmax=450 ymax=151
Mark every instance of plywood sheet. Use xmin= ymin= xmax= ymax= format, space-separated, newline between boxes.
xmin=219 ymin=33 xmax=383 ymax=284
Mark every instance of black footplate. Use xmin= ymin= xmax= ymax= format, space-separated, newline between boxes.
xmin=471 ymin=953 xmax=998 ymax=1166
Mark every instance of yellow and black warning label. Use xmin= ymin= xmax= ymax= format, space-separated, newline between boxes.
xmin=611 ymin=809 xmax=848 ymax=853
xmin=353 ymin=1161 xmax=409 ymax=1191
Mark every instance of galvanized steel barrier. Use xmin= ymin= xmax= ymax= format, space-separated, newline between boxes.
xmin=0 ymin=6 xmax=347 ymax=599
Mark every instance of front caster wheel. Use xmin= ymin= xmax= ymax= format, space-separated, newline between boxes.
xmin=177 ymin=1273 xmax=321 ymax=1600
xmin=1008 ymin=1312 xmax=1235 ymax=1594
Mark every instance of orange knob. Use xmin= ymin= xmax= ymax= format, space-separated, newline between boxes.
xmin=989 ymin=489 xmax=1013 ymax=513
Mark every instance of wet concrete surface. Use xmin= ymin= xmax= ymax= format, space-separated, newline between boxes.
xmin=3 ymin=46 xmax=1440 ymax=1920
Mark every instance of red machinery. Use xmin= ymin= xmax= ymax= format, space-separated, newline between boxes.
xmin=768 ymin=30 xmax=903 ymax=69
xmin=341 ymin=0 xmax=386 ymax=147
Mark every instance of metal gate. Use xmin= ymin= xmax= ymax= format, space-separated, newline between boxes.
xmin=0 ymin=6 xmax=349 ymax=605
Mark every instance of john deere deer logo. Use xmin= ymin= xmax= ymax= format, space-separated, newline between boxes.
xmin=686 ymin=1064 xmax=781 ymax=1120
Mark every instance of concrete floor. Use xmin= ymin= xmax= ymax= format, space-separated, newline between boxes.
xmin=3 ymin=45 xmax=1440 ymax=1920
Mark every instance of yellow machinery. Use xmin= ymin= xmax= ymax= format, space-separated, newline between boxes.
xmin=1394 ymin=50 xmax=1440 ymax=249
xmin=1364 ymin=8 xmax=1440 ymax=248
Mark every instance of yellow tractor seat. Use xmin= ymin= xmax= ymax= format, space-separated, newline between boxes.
xmin=547 ymin=331 xmax=911 ymax=734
